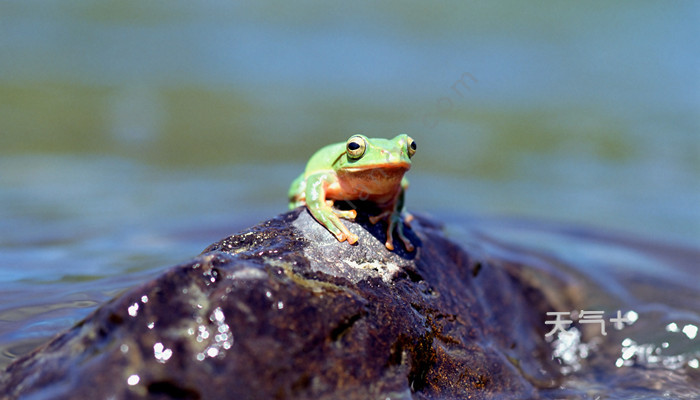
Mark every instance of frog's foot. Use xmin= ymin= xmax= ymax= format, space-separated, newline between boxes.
xmin=370 ymin=211 xmax=414 ymax=252
xmin=369 ymin=210 xmax=392 ymax=225
xmin=337 ymin=230 xmax=359 ymax=245
xmin=308 ymin=204 xmax=359 ymax=245
xmin=325 ymin=201 xmax=357 ymax=220
xmin=394 ymin=216 xmax=414 ymax=252
xmin=331 ymin=206 xmax=357 ymax=242
xmin=323 ymin=209 xmax=358 ymax=244
xmin=332 ymin=208 xmax=357 ymax=221
xmin=327 ymin=216 xmax=358 ymax=244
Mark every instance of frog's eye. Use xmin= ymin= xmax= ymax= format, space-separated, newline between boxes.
xmin=406 ymin=136 xmax=417 ymax=158
xmin=346 ymin=135 xmax=366 ymax=159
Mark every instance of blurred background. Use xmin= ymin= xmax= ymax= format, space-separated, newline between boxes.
xmin=0 ymin=1 xmax=698 ymax=367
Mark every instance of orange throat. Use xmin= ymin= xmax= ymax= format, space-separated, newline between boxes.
xmin=331 ymin=164 xmax=409 ymax=203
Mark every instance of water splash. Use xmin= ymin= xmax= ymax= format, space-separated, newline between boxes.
xmin=194 ymin=306 xmax=234 ymax=361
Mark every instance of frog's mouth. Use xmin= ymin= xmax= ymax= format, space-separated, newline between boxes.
xmin=337 ymin=162 xmax=410 ymax=194
xmin=341 ymin=162 xmax=410 ymax=177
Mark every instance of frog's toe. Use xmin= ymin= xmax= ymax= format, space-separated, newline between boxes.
xmin=333 ymin=208 xmax=357 ymax=220
xmin=384 ymin=227 xmax=396 ymax=250
xmin=328 ymin=218 xmax=358 ymax=245
xmin=334 ymin=231 xmax=348 ymax=242
xmin=369 ymin=210 xmax=391 ymax=225
xmin=395 ymin=221 xmax=413 ymax=251
xmin=335 ymin=228 xmax=358 ymax=245
xmin=399 ymin=234 xmax=414 ymax=252
xmin=404 ymin=212 xmax=414 ymax=227
xmin=346 ymin=232 xmax=359 ymax=245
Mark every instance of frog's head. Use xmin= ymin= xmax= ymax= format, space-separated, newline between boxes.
xmin=334 ymin=134 xmax=416 ymax=194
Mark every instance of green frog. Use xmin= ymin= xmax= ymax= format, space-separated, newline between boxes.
xmin=288 ymin=134 xmax=417 ymax=251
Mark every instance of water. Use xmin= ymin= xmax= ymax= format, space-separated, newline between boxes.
xmin=1 ymin=0 xmax=698 ymax=396
xmin=445 ymin=216 xmax=700 ymax=398
xmin=0 ymin=156 xmax=278 ymax=365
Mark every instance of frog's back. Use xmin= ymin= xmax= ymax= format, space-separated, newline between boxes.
xmin=302 ymin=141 xmax=345 ymax=177
xmin=288 ymin=140 xmax=344 ymax=208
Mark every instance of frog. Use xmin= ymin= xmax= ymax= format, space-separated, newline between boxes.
xmin=288 ymin=134 xmax=417 ymax=251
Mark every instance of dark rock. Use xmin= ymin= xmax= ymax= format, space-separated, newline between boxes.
xmin=0 ymin=208 xmax=569 ymax=399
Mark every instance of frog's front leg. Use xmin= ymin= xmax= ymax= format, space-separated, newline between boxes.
xmin=305 ymin=172 xmax=359 ymax=244
xmin=376 ymin=210 xmax=414 ymax=252
xmin=369 ymin=189 xmax=414 ymax=251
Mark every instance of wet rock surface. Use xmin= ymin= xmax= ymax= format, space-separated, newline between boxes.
xmin=0 ymin=208 xmax=569 ymax=399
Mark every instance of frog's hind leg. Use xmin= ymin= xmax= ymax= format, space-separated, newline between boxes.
xmin=288 ymin=174 xmax=306 ymax=209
